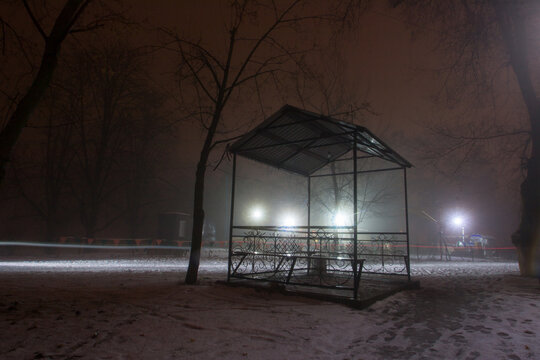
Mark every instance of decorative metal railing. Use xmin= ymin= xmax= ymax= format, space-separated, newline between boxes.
xmin=229 ymin=225 xmax=409 ymax=296
xmin=357 ymin=232 xmax=409 ymax=275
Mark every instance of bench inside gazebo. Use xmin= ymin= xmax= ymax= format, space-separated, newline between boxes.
xmin=226 ymin=105 xmax=413 ymax=300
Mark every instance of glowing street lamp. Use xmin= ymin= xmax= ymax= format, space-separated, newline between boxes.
xmin=250 ymin=206 xmax=264 ymax=222
xmin=280 ymin=213 xmax=296 ymax=228
xmin=332 ymin=212 xmax=348 ymax=227
xmin=452 ymin=216 xmax=463 ymax=227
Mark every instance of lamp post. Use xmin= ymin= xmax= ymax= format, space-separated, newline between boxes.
xmin=422 ymin=210 xmax=451 ymax=261
xmin=452 ymin=216 xmax=465 ymax=245
xmin=452 ymin=215 xmax=475 ymax=261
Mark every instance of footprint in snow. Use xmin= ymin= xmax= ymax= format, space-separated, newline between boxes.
xmin=366 ymin=334 xmax=378 ymax=343
xmin=465 ymin=350 xmax=481 ymax=360
xmin=506 ymin=318 xmax=517 ymax=325
xmin=467 ymin=313 xmax=486 ymax=321
xmin=449 ymin=333 xmax=467 ymax=344
xmin=384 ymin=330 xmax=396 ymax=341
xmin=496 ymin=331 xmax=511 ymax=339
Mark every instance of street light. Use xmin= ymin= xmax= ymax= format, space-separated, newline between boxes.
xmin=250 ymin=206 xmax=264 ymax=221
xmin=452 ymin=216 xmax=463 ymax=227
xmin=332 ymin=212 xmax=348 ymax=227
xmin=280 ymin=212 xmax=296 ymax=228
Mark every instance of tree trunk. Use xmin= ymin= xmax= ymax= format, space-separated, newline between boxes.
xmin=185 ymin=108 xmax=222 ymax=285
xmin=45 ymin=215 xmax=56 ymax=243
xmin=185 ymin=159 xmax=207 ymax=284
xmin=0 ymin=45 xmax=60 ymax=183
xmin=515 ymin=130 xmax=540 ymax=277
xmin=493 ymin=0 xmax=540 ymax=277
xmin=81 ymin=202 xmax=98 ymax=238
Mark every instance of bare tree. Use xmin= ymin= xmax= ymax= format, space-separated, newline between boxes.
xmin=392 ymin=0 xmax=540 ymax=275
xmin=0 ymin=0 xmax=95 ymax=185
xmin=9 ymin=87 xmax=75 ymax=242
xmin=121 ymin=91 xmax=169 ymax=238
xmin=62 ymin=43 xmax=153 ymax=237
xmin=293 ymin=51 xmax=386 ymax=231
xmin=4 ymin=36 xmax=169 ymax=241
xmin=165 ymin=0 xmax=341 ymax=284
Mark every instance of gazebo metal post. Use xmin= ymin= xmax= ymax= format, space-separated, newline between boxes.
xmin=227 ymin=153 xmax=237 ymax=282
xmin=307 ymin=175 xmax=311 ymax=275
xmin=403 ymin=167 xmax=411 ymax=281
xmin=353 ymin=137 xmax=359 ymax=300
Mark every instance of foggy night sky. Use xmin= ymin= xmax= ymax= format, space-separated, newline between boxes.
xmin=130 ymin=1 xmax=524 ymax=243
xmin=0 ymin=0 xmax=527 ymax=246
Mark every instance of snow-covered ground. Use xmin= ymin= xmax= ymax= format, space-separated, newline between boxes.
xmin=0 ymin=256 xmax=538 ymax=359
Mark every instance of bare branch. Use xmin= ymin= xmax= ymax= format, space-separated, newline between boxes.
xmin=209 ymin=134 xmax=244 ymax=151
xmin=177 ymin=41 xmax=218 ymax=104
xmin=427 ymin=122 xmax=529 ymax=142
xmin=169 ymin=35 xmax=225 ymax=71
xmin=0 ymin=18 xmax=36 ymax=69
xmin=225 ymin=0 xmax=302 ymax=102
xmin=212 ymin=145 xmax=231 ymax=171
xmin=22 ymin=0 xmax=47 ymax=40
xmin=198 ymin=49 xmax=221 ymax=89
xmin=65 ymin=0 xmax=92 ymax=35
xmin=1 ymin=18 xmax=6 ymax=55
xmin=69 ymin=22 xmax=104 ymax=33
xmin=227 ymin=69 xmax=276 ymax=90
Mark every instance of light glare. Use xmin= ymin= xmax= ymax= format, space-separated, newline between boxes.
xmin=281 ymin=213 xmax=296 ymax=227
xmin=452 ymin=216 xmax=463 ymax=226
xmin=251 ymin=206 xmax=264 ymax=221
xmin=333 ymin=212 xmax=347 ymax=226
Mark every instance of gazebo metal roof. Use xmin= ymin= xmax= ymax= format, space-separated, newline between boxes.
xmin=229 ymin=105 xmax=412 ymax=176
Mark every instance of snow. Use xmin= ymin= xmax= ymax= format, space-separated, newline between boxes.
xmin=0 ymin=256 xmax=538 ymax=359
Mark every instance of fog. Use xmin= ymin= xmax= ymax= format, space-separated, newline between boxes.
xmin=0 ymin=1 xmax=525 ymax=257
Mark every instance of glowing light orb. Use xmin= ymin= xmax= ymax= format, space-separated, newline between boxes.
xmin=250 ymin=206 xmax=264 ymax=221
xmin=333 ymin=212 xmax=347 ymax=226
xmin=281 ymin=213 xmax=296 ymax=227
xmin=452 ymin=216 xmax=464 ymax=226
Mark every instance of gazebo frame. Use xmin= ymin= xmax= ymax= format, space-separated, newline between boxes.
xmin=226 ymin=105 xmax=412 ymax=299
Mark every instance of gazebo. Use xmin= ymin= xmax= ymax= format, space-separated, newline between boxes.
xmin=226 ymin=105 xmax=412 ymax=300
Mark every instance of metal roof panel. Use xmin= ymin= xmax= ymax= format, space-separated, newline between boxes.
xmin=230 ymin=105 xmax=412 ymax=175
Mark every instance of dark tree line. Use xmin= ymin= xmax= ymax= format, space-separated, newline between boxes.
xmin=5 ymin=41 xmax=170 ymax=241
xmin=0 ymin=0 xmax=122 ymax=185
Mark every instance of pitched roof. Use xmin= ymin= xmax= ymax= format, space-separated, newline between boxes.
xmin=229 ymin=105 xmax=412 ymax=176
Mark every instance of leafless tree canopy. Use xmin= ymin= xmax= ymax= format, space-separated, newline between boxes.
xmin=395 ymin=0 xmax=540 ymax=274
